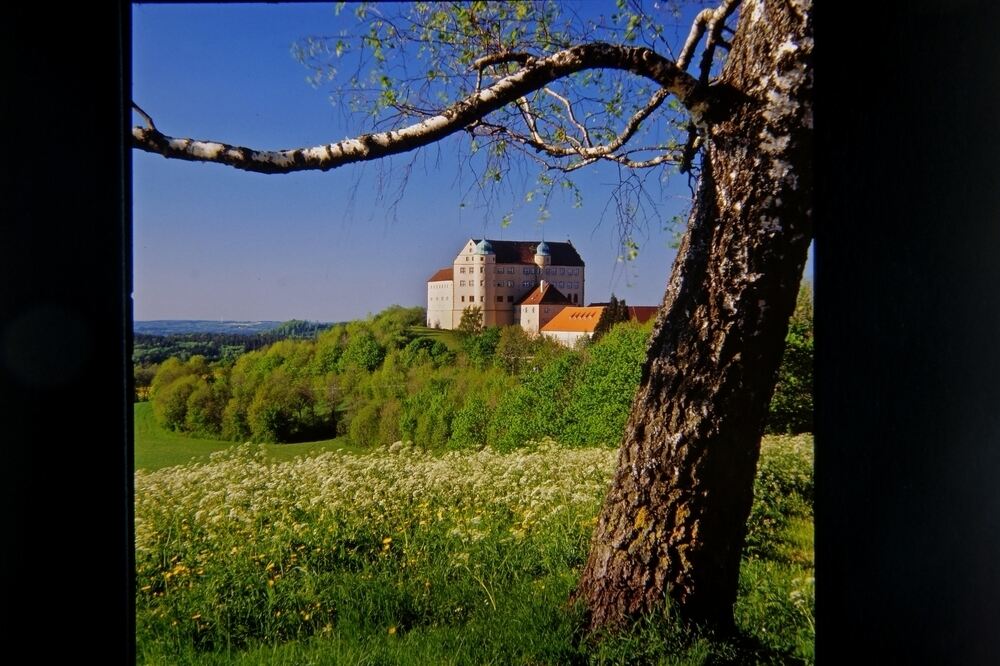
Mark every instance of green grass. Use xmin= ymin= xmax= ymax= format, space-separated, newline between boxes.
xmin=134 ymin=402 xmax=363 ymax=471
xmin=408 ymin=326 xmax=463 ymax=352
xmin=135 ymin=436 xmax=814 ymax=664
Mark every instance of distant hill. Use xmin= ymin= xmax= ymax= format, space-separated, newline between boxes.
xmin=134 ymin=320 xmax=286 ymax=336
xmin=132 ymin=319 xmax=336 ymax=365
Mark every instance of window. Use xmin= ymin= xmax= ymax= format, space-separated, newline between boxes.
xmin=506 ymin=280 xmax=513 ymax=287
xmin=507 ymin=267 xmax=514 ymax=274
xmin=459 ymin=280 xmax=465 ymax=286
xmin=460 ymin=267 xmax=465 ymax=274
xmin=461 ymin=296 xmax=466 ymax=302
xmin=496 ymin=281 xmax=504 ymax=287
xmin=507 ymin=295 xmax=514 ymax=303
xmin=496 ymin=267 xmax=503 ymax=273
xmin=559 ymin=267 xmax=565 ymax=275
xmin=480 ymin=296 xmax=484 ymax=302
xmin=480 ymin=280 xmax=484 ymax=286
xmin=523 ymin=267 xmax=529 ymax=274
xmin=497 ymin=296 xmax=503 ymax=303
xmin=480 ymin=266 xmax=484 ymax=273
xmin=479 ymin=256 xmax=484 ymax=262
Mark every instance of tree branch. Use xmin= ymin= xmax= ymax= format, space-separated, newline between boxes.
xmin=541 ymin=87 xmax=592 ymax=147
xmin=677 ymin=0 xmax=741 ymax=74
xmin=131 ymin=102 xmax=156 ymax=130
xmin=471 ymin=51 xmax=534 ymax=70
xmin=697 ymin=0 xmax=742 ymax=84
xmin=133 ymin=42 xmax=725 ymax=174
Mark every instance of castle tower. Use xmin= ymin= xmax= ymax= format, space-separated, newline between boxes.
xmin=534 ymin=241 xmax=552 ymax=270
xmin=474 ymin=238 xmax=495 ymax=326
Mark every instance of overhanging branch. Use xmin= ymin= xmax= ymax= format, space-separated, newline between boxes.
xmin=132 ymin=42 xmax=730 ymax=174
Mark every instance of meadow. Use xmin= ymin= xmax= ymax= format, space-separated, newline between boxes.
xmin=134 ymin=402 xmax=364 ymax=470
xmin=134 ymin=431 xmax=814 ymax=664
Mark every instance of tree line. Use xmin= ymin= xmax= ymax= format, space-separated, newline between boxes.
xmin=144 ymin=287 xmax=811 ymax=449
xmin=133 ymin=320 xmax=335 ymax=399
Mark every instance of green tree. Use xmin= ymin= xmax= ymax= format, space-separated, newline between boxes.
xmin=767 ymin=282 xmax=813 ymax=434
xmin=184 ymin=377 xmax=227 ymax=437
xmin=133 ymin=363 xmax=158 ymax=402
xmin=401 ymin=377 xmax=456 ymax=449
xmin=151 ymin=374 xmax=201 ymax=431
xmin=400 ymin=336 xmax=454 ymax=368
xmin=246 ymin=367 xmax=330 ymax=443
xmin=463 ymin=325 xmax=502 ymax=369
xmin=450 ymin=394 xmax=493 ymax=450
xmin=566 ymin=321 xmax=651 ymax=446
xmin=592 ymin=295 xmax=630 ymax=342
xmin=489 ymin=351 xmax=580 ymax=450
xmin=457 ymin=305 xmax=484 ymax=337
xmin=310 ymin=324 xmax=346 ymax=375
xmin=494 ymin=325 xmax=533 ymax=374
xmin=369 ymin=305 xmax=425 ymax=350
xmin=338 ymin=330 xmax=385 ymax=373
xmin=133 ymin=0 xmax=814 ymax=631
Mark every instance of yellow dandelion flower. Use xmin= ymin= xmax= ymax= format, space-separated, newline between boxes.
xmin=191 ymin=613 xmax=201 ymax=620
xmin=382 ymin=537 xmax=392 ymax=545
xmin=388 ymin=626 xmax=397 ymax=635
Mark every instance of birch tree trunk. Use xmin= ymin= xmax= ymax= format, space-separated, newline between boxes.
xmin=573 ymin=0 xmax=813 ymax=631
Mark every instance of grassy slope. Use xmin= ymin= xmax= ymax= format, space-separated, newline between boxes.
xmin=133 ymin=402 xmax=361 ymax=471
xmin=408 ymin=325 xmax=463 ymax=352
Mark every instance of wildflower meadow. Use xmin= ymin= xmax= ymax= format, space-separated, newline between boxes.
xmin=135 ymin=435 xmax=814 ymax=664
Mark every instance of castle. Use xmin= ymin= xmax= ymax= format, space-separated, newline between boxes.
xmin=427 ymin=238 xmax=659 ymax=342
xmin=426 ymin=238 xmax=585 ymax=330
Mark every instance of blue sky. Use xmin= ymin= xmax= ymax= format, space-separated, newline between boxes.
xmin=132 ymin=2 xmax=811 ymax=322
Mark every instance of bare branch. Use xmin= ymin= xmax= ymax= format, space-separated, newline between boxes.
xmin=698 ymin=0 xmax=742 ymax=84
xmin=488 ymin=85 xmax=671 ymax=163
xmin=541 ymin=87 xmax=592 ymax=147
xmin=677 ymin=0 xmax=741 ymax=74
xmin=133 ymin=42 xmax=726 ymax=174
xmin=131 ymin=102 xmax=156 ymax=131
xmin=471 ymin=118 xmax=682 ymax=173
xmin=514 ymin=97 xmax=544 ymax=145
xmin=677 ymin=8 xmax=715 ymax=71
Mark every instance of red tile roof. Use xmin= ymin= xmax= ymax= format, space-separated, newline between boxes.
xmin=540 ymin=307 xmax=604 ymax=333
xmin=427 ymin=267 xmax=454 ymax=283
xmin=473 ymin=239 xmax=585 ymax=267
xmin=515 ymin=282 xmax=572 ymax=306
xmin=541 ymin=305 xmax=659 ymax=332
xmin=626 ymin=306 xmax=659 ymax=324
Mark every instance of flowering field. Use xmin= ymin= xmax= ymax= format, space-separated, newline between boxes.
xmin=135 ymin=436 xmax=813 ymax=664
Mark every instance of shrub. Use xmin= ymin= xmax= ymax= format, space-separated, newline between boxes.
xmin=564 ymin=321 xmax=649 ymax=446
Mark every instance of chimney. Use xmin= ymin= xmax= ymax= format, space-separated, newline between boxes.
xmin=540 ymin=279 xmax=548 ymax=292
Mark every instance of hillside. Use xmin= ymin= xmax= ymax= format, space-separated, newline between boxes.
xmin=134 ymin=320 xmax=286 ymax=336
